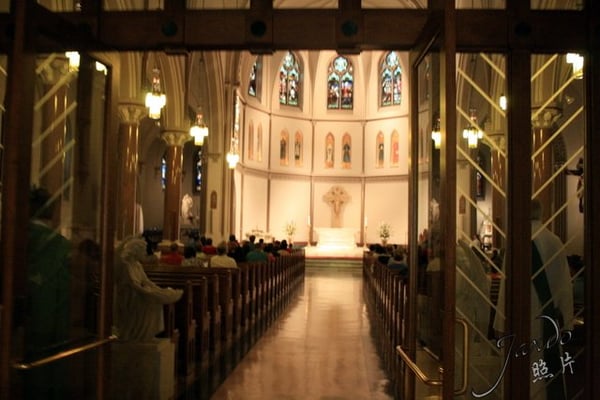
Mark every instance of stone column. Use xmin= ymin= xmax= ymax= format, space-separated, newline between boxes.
xmin=489 ymin=134 xmax=506 ymax=250
xmin=160 ymin=130 xmax=191 ymax=245
xmin=116 ymin=103 xmax=147 ymax=240
xmin=531 ymin=108 xmax=561 ymax=222
xmin=38 ymin=56 xmax=70 ymax=228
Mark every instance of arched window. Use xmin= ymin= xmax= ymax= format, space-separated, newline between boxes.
xmin=161 ymin=152 xmax=167 ymax=190
xmin=279 ymin=51 xmax=301 ymax=107
xmin=194 ymin=148 xmax=203 ymax=192
xmin=380 ymin=51 xmax=402 ymax=107
xmin=327 ymin=56 xmax=353 ymax=110
xmin=248 ymin=56 xmax=262 ymax=99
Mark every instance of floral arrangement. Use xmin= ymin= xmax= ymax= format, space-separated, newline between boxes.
xmin=378 ymin=222 xmax=392 ymax=241
xmin=285 ymin=220 xmax=297 ymax=237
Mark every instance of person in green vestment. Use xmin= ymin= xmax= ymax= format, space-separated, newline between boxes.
xmin=24 ymin=187 xmax=72 ymax=400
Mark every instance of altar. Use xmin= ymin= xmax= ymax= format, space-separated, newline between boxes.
xmin=305 ymin=227 xmax=364 ymax=259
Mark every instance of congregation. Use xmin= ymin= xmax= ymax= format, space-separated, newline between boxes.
xmin=143 ymin=233 xmax=294 ymax=268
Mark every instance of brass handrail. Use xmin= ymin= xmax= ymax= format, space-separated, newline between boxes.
xmin=13 ymin=335 xmax=118 ymax=370
xmin=396 ymin=318 xmax=470 ymax=394
xmin=395 ymin=345 xmax=443 ymax=387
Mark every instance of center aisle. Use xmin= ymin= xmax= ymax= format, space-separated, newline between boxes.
xmin=209 ymin=266 xmax=395 ymax=400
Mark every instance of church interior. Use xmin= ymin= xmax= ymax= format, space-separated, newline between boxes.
xmin=1 ymin=1 xmax=599 ymax=399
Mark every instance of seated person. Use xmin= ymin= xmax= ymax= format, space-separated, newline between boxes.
xmin=245 ymin=242 xmax=269 ymax=262
xmin=160 ymin=242 xmax=183 ymax=266
xmin=387 ymin=249 xmax=408 ymax=276
xmin=210 ymin=242 xmax=238 ymax=268
xmin=182 ymin=245 xmax=200 ymax=266
xmin=202 ymin=237 xmax=217 ymax=255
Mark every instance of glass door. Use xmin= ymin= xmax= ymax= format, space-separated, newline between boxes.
xmin=1 ymin=49 xmax=115 ymax=399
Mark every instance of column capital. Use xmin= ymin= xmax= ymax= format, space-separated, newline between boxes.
xmin=531 ymin=106 xmax=562 ymax=129
xmin=161 ymin=129 xmax=192 ymax=147
xmin=118 ymin=103 xmax=147 ymax=124
xmin=37 ymin=56 xmax=69 ymax=85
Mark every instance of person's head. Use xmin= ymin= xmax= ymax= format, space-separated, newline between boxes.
xmin=169 ymin=242 xmax=179 ymax=253
xmin=183 ymin=246 xmax=196 ymax=259
xmin=280 ymin=240 xmax=288 ymax=250
xmin=217 ymin=241 xmax=227 ymax=255
xmin=531 ymin=199 xmax=543 ymax=221
xmin=249 ymin=235 xmax=256 ymax=243
xmin=206 ymin=237 xmax=213 ymax=246
xmin=29 ymin=186 xmax=54 ymax=220
xmin=229 ymin=234 xmax=237 ymax=242
xmin=121 ymin=237 xmax=147 ymax=261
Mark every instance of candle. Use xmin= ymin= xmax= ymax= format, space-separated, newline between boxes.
xmin=364 ymin=216 xmax=368 ymax=227
xmin=307 ymin=215 xmax=311 ymax=226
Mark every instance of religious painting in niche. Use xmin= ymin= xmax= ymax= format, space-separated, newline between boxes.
xmin=380 ymin=51 xmax=402 ymax=107
xmin=279 ymin=51 xmax=301 ymax=107
xmin=248 ymin=56 xmax=262 ymax=99
xmin=327 ymin=56 xmax=353 ymax=110
xmin=257 ymin=125 xmax=263 ymax=162
xmin=280 ymin=131 xmax=289 ymax=166
xmin=294 ymin=131 xmax=303 ymax=167
xmin=325 ymin=133 xmax=335 ymax=168
xmin=248 ymin=121 xmax=254 ymax=161
xmin=419 ymin=58 xmax=430 ymax=105
xmin=194 ymin=147 xmax=203 ymax=192
xmin=342 ymin=133 xmax=351 ymax=169
xmin=376 ymin=132 xmax=385 ymax=168
xmin=390 ymin=130 xmax=400 ymax=167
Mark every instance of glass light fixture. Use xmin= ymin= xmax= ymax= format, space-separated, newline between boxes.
xmin=65 ymin=51 xmax=80 ymax=71
xmin=462 ymin=109 xmax=483 ymax=149
xmin=145 ymin=67 xmax=166 ymax=119
xmin=189 ymin=107 xmax=209 ymax=146
xmin=431 ymin=115 xmax=441 ymax=149
xmin=226 ymin=136 xmax=239 ymax=169
xmin=566 ymin=53 xmax=584 ymax=79
xmin=499 ymin=94 xmax=507 ymax=111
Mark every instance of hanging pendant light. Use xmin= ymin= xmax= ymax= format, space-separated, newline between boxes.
xmin=190 ymin=107 xmax=209 ymax=146
xmin=462 ymin=109 xmax=483 ymax=149
xmin=145 ymin=67 xmax=166 ymax=119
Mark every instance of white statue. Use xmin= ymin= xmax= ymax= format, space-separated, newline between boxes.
xmin=113 ymin=237 xmax=183 ymax=341
xmin=181 ymin=193 xmax=194 ymax=224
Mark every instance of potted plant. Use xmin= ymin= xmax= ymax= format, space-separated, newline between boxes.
xmin=378 ymin=222 xmax=391 ymax=245
xmin=284 ymin=220 xmax=297 ymax=244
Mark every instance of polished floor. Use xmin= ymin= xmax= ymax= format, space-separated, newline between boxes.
xmin=209 ymin=266 xmax=395 ymax=400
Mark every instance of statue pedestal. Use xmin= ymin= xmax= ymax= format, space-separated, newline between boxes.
xmin=111 ymin=339 xmax=175 ymax=400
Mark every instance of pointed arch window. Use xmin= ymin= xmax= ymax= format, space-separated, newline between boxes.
xmin=248 ymin=56 xmax=262 ymax=99
xmin=161 ymin=152 xmax=167 ymax=190
xmin=194 ymin=147 xmax=203 ymax=192
xmin=380 ymin=51 xmax=402 ymax=107
xmin=279 ymin=51 xmax=301 ymax=107
xmin=327 ymin=56 xmax=354 ymax=110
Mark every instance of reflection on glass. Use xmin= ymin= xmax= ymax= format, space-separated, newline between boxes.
xmin=529 ymin=52 xmax=584 ymax=399
xmin=456 ymin=0 xmax=505 ymax=9
xmin=456 ymin=52 xmax=506 ymax=399
xmin=21 ymin=52 xmax=106 ymax=397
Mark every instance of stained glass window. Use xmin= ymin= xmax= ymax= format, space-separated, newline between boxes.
xmin=279 ymin=51 xmax=301 ymax=107
xmin=327 ymin=56 xmax=354 ymax=110
xmin=380 ymin=51 xmax=402 ymax=107
xmin=161 ymin=152 xmax=167 ymax=190
xmin=194 ymin=148 xmax=203 ymax=192
xmin=248 ymin=56 xmax=262 ymax=99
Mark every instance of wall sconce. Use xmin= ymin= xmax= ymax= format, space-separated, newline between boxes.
xmin=189 ymin=107 xmax=209 ymax=146
xmin=462 ymin=108 xmax=483 ymax=149
xmin=566 ymin=53 xmax=584 ymax=79
xmin=145 ymin=67 xmax=166 ymax=119
xmin=431 ymin=114 xmax=441 ymax=149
